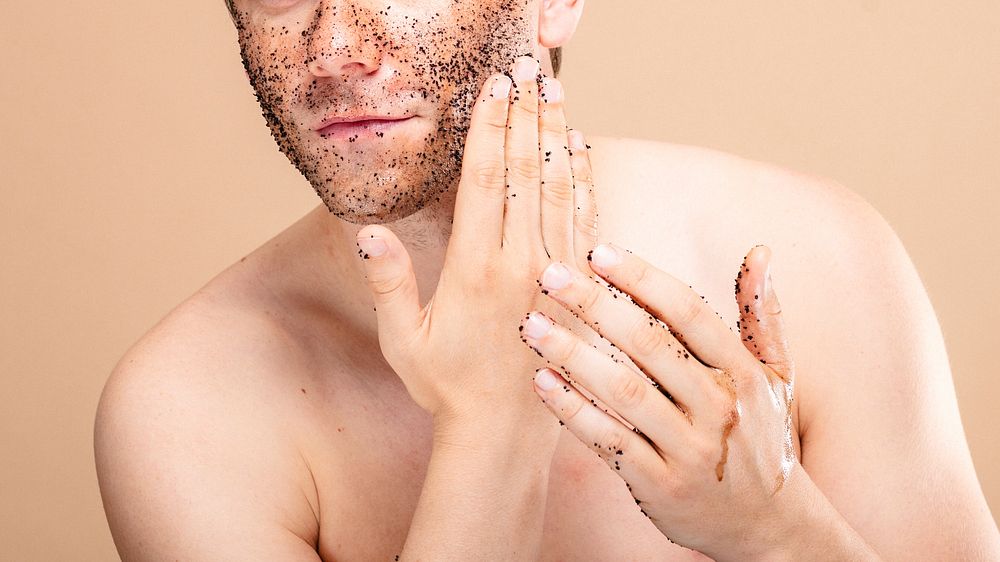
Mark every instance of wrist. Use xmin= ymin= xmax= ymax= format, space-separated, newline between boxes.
xmin=741 ymin=464 xmax=880 ymax=562
xmin=432 ymin=402 xmax=561 ymax=454
xmin=740 ymin=463 xmax=822 ymax=562
xmin=697 ymin=463 xmax=815 ymax=562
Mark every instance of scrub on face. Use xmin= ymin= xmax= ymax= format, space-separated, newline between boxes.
xmin=232 ymin=0 xmax=536 ymax=224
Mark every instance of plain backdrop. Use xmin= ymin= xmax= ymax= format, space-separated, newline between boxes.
xmin=2 ymin=1 xmax=997 ymax=559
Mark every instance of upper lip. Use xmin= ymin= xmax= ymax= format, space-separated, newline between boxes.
xmin=314 ymin=114 xmax=412 ymax=131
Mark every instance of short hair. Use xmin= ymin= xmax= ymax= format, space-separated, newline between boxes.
xmin=224 ymin=0 xmax=564 ymax=76
xmin=550 ymin=47 xmax=563 ymax=76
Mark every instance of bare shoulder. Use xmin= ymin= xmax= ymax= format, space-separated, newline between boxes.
xmin=589 ymin=135 xmax=914 ymax=296
xmin=94 ymin=264 xmax=323 ymax=560
xmin=588 ymin=135 xmax=878 ymax=229
xmin=592 ymin=136 xmax=999 ymax=558
xmin=587 ymin=135 xmax=911 ymax=343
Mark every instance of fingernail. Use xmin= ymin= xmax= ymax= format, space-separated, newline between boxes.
xmin=541 ymin=78 xmax=563 ymax=103
xmin=534 ymin=368 xmax=559 ymax=391
xmin=569 ymin=129 xmax=586 ymax=150
xmin=590 ymin=244 xmax=621 ymax=268
xmin=523 ymin=312 xmax=552 ymax=339
xmin=357 ymin=236 xmax=387 ymax=258
xmin=491 ymin=75 xmax=512 ymax=98
xmin=541 ymin=262 xmax=572 ymax=291
xmin=513 ymin=57 xmax=539 ymax=82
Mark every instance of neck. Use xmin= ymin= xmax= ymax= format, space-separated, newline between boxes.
xmin=311 ymin=183 xmax=460 ymax=341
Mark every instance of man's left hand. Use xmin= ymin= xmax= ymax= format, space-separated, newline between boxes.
xmin=520 ymin=243 xmax=803 ymax=560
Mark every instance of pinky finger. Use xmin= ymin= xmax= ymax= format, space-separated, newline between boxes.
xmin=533 ymin=367 xmax=663 ymax=481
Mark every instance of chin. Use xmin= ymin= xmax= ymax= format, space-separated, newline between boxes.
xmin=310 ymin=175 xmax=454 ymax=226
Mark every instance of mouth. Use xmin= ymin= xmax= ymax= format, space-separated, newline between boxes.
xmin=314 ymin=115 xmax=415 ymax=141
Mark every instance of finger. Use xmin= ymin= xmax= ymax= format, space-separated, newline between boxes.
xmin=736 ymin=246 xmax=798 ymax=473
xmin=520 ymin=310 xmax=690 ymax=450
xmin=736 ymin=245 xmax=794 ymax=382
xmin=501 ymin=56 xmax=543 ymax=252
xmin=449 ymin=74 xmax=513 ymax=270
xmin=356 ymin=226 xmax=421 ymax=342
xmin=531 ymin=366 xmax=666 ymax=484
xmin=568 ymin=130 xmax=599 ymax=274
xmin=538 ymin=77 xmax=574 ymax=263
xmin=536 ymin=261 xmax=716 ymax=419
xmin=588 ymin=243 xmax=746 ymax=371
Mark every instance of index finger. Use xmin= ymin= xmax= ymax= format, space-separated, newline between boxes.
xmin=449 ymin=73 xmax=513 ymax=267
xmin=588 ymin=243 xmax=746 ymax=371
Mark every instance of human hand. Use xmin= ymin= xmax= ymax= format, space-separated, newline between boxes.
xmin=355 ymin=56 xmax=599 ymax=430
xmin=521 ymin=244 xmax=800 ymax=559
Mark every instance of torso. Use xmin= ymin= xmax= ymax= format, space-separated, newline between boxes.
xmin=162 ymin=137 xmax=847 ymax=560
xmin=289 ymin=347 xmax=694 ymax=560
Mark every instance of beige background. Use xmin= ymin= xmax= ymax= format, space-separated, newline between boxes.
xmin=2 ymin=1 xmax=997 ymax=559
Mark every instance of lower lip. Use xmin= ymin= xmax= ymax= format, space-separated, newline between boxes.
xmin=316 ymin=117 xmax=415 ymax=141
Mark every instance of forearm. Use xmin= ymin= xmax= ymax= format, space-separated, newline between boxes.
xmin=399 ymin=414 xmax=558 ymax=561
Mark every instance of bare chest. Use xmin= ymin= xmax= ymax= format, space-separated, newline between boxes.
xmin=299 ymin=366 xmax=711 ymax=562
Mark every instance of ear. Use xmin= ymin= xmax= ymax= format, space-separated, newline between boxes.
xmin=538 ymin=0 xmax=585 ymax=48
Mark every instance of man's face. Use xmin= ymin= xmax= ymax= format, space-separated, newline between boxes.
xmin=231 ymin=0 xmax=538 ymax=223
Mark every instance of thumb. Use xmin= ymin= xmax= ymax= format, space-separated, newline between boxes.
xmin=736 ymin=245 xmax=794 ymax=382
xmin=356 ymin=225 xmax=421 ymax=340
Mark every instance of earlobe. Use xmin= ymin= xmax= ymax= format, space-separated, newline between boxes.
xmin=538 ymin=0 xmax=585 ymax=48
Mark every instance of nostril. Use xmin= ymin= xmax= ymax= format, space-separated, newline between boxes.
xmin=342 ymin=61 xmax=376 ymax=75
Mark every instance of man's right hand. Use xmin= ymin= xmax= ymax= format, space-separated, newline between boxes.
xmin=355 ymin=55 xmax=599 ymax=431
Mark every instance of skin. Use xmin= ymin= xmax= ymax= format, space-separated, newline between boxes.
xmin=230 ymin=0 xmax=538 ymax=224
xmin=353 ymin=58 xmax=599 ymax=558
xmin=524 ymin=244 xmax=838 ymax=559
xmin=94 ymin=0 xmax=1000 ymax=560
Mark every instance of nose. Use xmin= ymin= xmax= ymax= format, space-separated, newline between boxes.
xmin=305 ymin=2 xmax=385 ymax=78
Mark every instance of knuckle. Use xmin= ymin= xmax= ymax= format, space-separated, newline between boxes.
xmin=713 ymin=395 xmax=741 ymax=428
xmin=674 ymin=292 xmax=704 ymax=327
xmin=554 ymin=333 xmax=585 ymax=367
xmin=702 ymin=385 xmax=731 ymax=417
xmin=693 ymin=436 xmax=719 ymax=468
xmin=628 ymin=316 xmax=666 ymax=358
xmin=541 ymin=176 xmax=574 ymax=206
xmin=477 ymin=110 xmax=509 ymax=133
xmin=449 ymin=255 xmax=500 ymax=293
xmin=560 ymin=393 xmax=587 ymax=423
xmin=610 ymin=371 xmax=648 ymax=410
xmin=571 ymin=170 xmax=594 ymax=186
xmin=511 ymin=95 xmax=538 ymax=117
xmin=573 ymin=211 xmax=598 ymax=238
xmin=596 ymin=426 xmax=630 ymax=458
xmin=469 ymin=99 xmax=509 ymax=134
xmin=654 ymin=469 xmax=686 ymax=501
xmin=477 ymin=258 xmax=503 ymax=285
xmin=541 ymin=118 xmax=567 ymax=137
xmin=464 ymin=158 xmax=506 ymax=191
xmin=578 ymin=283 xmax=603 ymax=315
xmin=506 ymin=155 xmax=540 ymax=181
xmin=705 ymin=368 xmax=740 ymax=410
xmin=628 ymin=262 xmax=652 ymax=292
xmin=733 ymin=359 xmax=764 ymax=389
xmin=367 ymin=272 xmax=408 ymax=299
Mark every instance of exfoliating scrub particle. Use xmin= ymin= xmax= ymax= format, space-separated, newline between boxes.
xmin=232 ymin=0 xmax=536 ymax=224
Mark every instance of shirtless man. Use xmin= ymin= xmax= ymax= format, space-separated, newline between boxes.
xmin=94 ymin=0 xmax=1000 ymax=559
